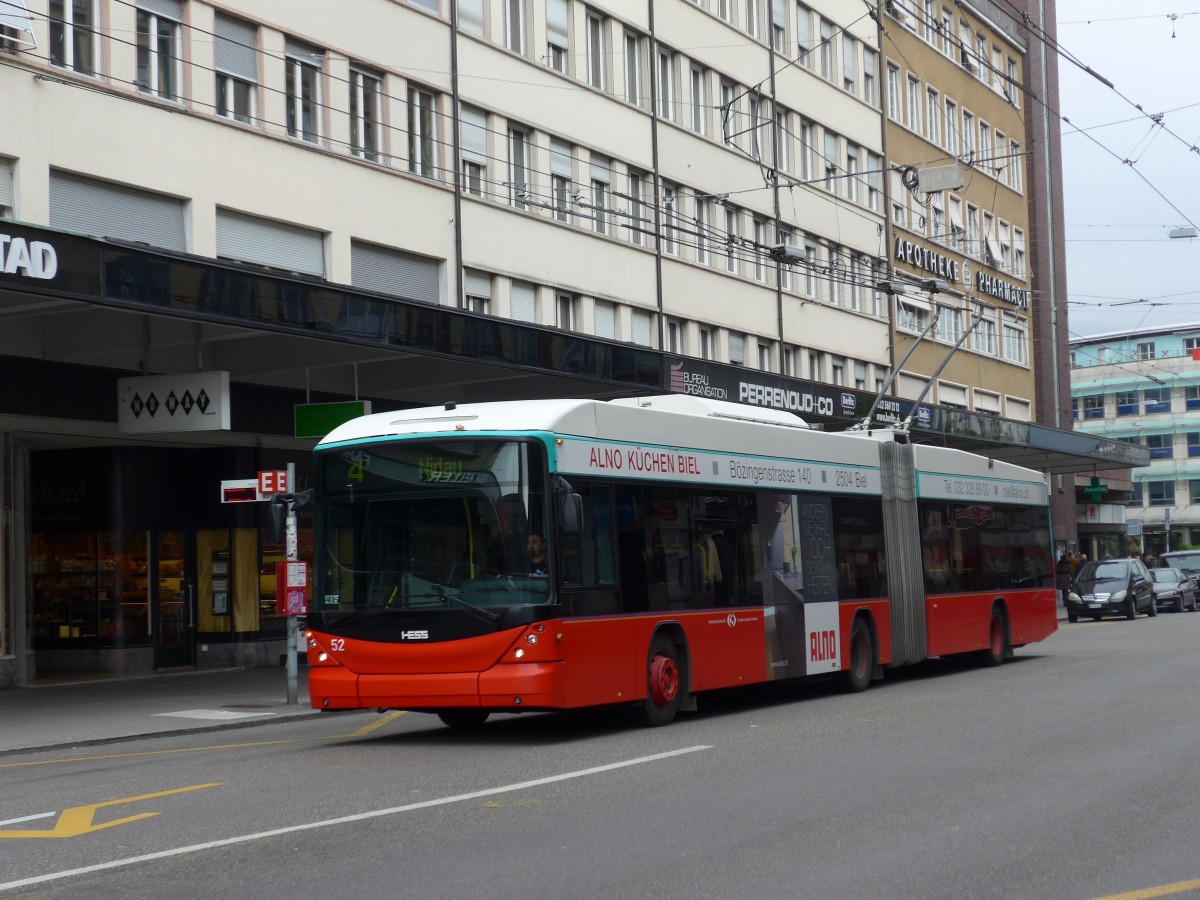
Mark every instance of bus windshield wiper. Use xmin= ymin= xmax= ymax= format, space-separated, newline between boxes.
xmin=402 ymin=590 xmax=501 ymax=624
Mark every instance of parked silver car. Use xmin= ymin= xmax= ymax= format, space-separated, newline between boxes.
xmin=1151 ymin=567 xmax=1198 ymax=613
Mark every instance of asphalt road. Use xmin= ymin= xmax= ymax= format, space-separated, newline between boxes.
xmin=4 ymin=612 xmax=1200 ymax=900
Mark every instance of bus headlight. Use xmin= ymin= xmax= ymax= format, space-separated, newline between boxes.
xmin=514 ymin=648 xmax=525 ymax=659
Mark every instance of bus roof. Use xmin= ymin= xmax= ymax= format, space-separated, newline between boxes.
xmin=317 ymin=395 xmax=1048 ymax=493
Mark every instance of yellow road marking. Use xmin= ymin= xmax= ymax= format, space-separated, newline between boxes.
xmin=0 ymin=784 xmax=220 ymax=839
xmin=1092 ymin=879 xmax=1200 ymax=900
xmin=0 ymin=711 xmax=408 ymax=769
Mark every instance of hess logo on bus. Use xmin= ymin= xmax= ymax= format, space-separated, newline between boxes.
xmin=401 ymin=630 xmax=429 ymax=640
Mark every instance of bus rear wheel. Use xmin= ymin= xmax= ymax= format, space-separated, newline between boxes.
xmin=977 ymin=606 xmax=1007 ymax=667
xmin=842 ymin=616 xmax=874 ymax=693
xmin=637 ymin=634 xmax=683 ymax=727
xmin=437 ymin=710 xmax=490 ymax=730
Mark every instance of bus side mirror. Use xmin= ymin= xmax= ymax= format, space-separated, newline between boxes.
xmin=559 ymin=492 xmax=582 ymax=536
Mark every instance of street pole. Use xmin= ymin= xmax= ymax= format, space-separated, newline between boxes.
xmin=285 ymin=462 xmax=298 ymax=705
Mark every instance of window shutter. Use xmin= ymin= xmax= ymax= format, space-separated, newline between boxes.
xmin=590 ymin=155 xmax=610 ymax=183
xmin=460 ymin=107 xmax=487 ymax=164
xmin=286 ymin=38 xmax=322 ymax=60
xmin=550 ymin=141 xmax=573 ymax=178
xmin=771 ymin=0 xmax=785 ymax=27
xmin=594 ymin=302 xmax=615 ymax=339
xmin=631 ymin=309 xmax=651 ymax=346
xmin=137 ymin=0 xmax=182 ymax=20
xmin=350 ymin=240 xmax=439 ymax=302
xmin=464 ymin=268 xmax=492 ymax=299
xmin=843 ymin=38 xmax=855 ymax=81
xmin=0 ymin=158 xmax=13 ymax=210
xmin=459 ymin=0 xmax=484 ymax=35
xmin=728 ymin=332 xmax=745 ymax=364
xmin=216 ymin=209 xmax=324 ymax=276
xmin=408 ymin=0 xmax=439 ymax=12
xmin=50 ymin=171 xmax=186 ymax=252
xmin=511 ymin=281 xmax=536 ymax=322
xmin=214 ymin=15 xmax=258 ymax=82
xmin=547 ymin=0 xmax=569 ymax=49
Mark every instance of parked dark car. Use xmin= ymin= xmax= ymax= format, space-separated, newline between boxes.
xmin=1158 ymin=551 xmax=1200 ymax=579
xmin=1150 ymin=567 xmax=1198 ymax=613
xmin=1066 ymin=558 xmax=1156 ymax=622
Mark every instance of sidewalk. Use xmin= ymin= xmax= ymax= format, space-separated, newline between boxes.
xmin=0 ymin=666 xmax=336 ymax=756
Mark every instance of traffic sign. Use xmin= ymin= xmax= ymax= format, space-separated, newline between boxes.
xmin=258 ymin=470 xmax=289 ymax=495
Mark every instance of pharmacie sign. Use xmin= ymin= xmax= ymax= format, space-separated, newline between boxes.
xmin=976 ymin=270 xmax=1031 ymax=309
xmin=894 ymin=238 xmax=959 ymax=283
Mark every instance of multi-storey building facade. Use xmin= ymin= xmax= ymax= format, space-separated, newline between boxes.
xmin=0 ymin=0 xmax=1132 ymax=686
xmin=1071 ymin=325 xmax=1200 ymax=557
xmin=881 ymin=0 xmax=1034 ymax=419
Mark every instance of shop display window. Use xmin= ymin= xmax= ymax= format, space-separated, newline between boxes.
xmin=31 ymin=531 xmax=150 ymax=642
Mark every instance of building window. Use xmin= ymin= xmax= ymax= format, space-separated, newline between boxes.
xmin=658 ymin=49 xmax=676 ymax=120
xmin=783 ymin=346 xmax=797 ymax=376
xmin=509 ymin=127 xmax=530 ymax=208
xmin=824 ymin=130 xmax=838 ymax=191
xmin=1007 ymin=57 xmax=1020 ymax=106
xmin=662 ymin=183 xmax=678 ymax=255
xmin=505 ymin=0 xmax=527 ymax=53
xmin=461 ymin=106 xmax=488 ymax=197
xmin=866 ymin=153 xmax=881 ymax=211
xmin=699 ymin=327 xmax=714 ymax=360
xmin=215 ymin=15 xmax=258 ymax=125
xmin=846 ymin=145 xmax=859 ymax=203
xmin=799 ymin=118 xmax=814 ymax=179
xmin=863 ymin=50 xmax=877 ymax=106
xmin=691 ymin=67 xmax=707 ymax=134
xmin=719 ymin=0 xmax=735 ymax=25
xmin=749 ymin=95 xmax=764 ymax=160
xmin=906 ymin=74 xmax=921 ymax=132
xmin=587 ymin=13 xmax=606 ymax=90
xmin=285 ymin=43 xmax=322 ymax=142
xmin=667 ymin=318 xmax=684 ymax=353
xmin=1138 ymin=341 xmax=1156 ymax=360
xmin=628 ymin=171 xmax=647 ymax=245
xmin=962 ymin=109 xmax=975 ymax=159
xmin=137 ymin=7 xmax=183 ymax=101
xmin=1010 ymin=141 xmax=1023 ymax=192
xmin=842 ymin=35 xmax=856 ymax=93
xmin=725 ymin=207 xmax=740 ymax=274
xmin=1189 ymin=433 xmax=1200 ymax=457
xmin=818 ymin=19 xmax=834 ymax=80
xmin=625 ymin=33 xmax=643 ymax=106
xmin=796 ymin=3 xmax=812 ymax=64
xmin=1148 ymin=481 xmax=1176 ymax=507
xmin=695 ymin=193 xmax=710 ymax=264
xmin=809 ymin=351 xmax=823 ymax=382
xmin=753 ymin=219 xmax=767 ymax=281
xmin=729 ymin=332 xmax=745 ymax=366
xmin=409 ymin=88 xmax=437 ymax=178
xmin=972 ymin=311 xmax=997 ymax=355
xmin=746 ymin=0 xmax=761 ymax=39
xmin=1002 ymin=320 xmax=1027 ymax=365
xmin=591 ymin=159 xmax=610 ymax=235
xmin=556 ymin=292 xmax=576 ymax=330
xmin=898 ymin=300 xmax=930 ymax=334
xmin=1146 ymin=434 xmax=1173 ymax=460
xmin=936 ymin=305 xmax=962 ymax=343
xmin=926 ymin=87 xmax=940 ymax=144
xmin=887 ymin=63 xmax=901 ymax=121
xmin=1145 ymin=387 xmax=1171 ymax=413
xmin=1188 ymin=386 xmax=1200 ymax=410
xmin=51 ymin=0 xmax=98 ymax=75
xmin=775 ymin=109 xmax=791 ymax=171
xmin=1115 ymin=391 xmax=1139 ymax=416
xmin=759 ymin=343 xmax=772 ymax=371
xmin=944 ymin=98 xmax=958 ymax=154
xmin=463 ymin=269 xmax=492 ymax=313
xmin=350 ymin=68 xmax=382 ymax=162
xmin=547 ymin=0 xmax=568 ymax=71
xmin=830 ymin=355 xmax=845 ymax=386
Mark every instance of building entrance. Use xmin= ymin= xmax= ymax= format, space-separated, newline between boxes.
xmin=154 ymin=531 xmax=194 ymax=669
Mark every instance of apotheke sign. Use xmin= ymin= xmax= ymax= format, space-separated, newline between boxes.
xmin=894 ymin=238 xmax=959 ymax=283
xmin=0 ymin=232 xmax=57 ymax=280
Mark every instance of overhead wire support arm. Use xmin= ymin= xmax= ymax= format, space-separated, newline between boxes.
xmin=894 ymin=309 xmax=986 ymax=434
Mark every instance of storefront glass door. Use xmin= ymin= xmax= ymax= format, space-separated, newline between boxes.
xmin=154 ymin=531 xmax=194 ymax=668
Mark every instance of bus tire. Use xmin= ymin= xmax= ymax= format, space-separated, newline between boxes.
xmin=437 ymin=710 xmax=490 ymax=730
xmin=637 ymin=634 xmax=683 ymax=727
xmin=842 ymin=616 xmax=874 ymax=693
xmin=978 ymin=606 xmax=1007 ymax=667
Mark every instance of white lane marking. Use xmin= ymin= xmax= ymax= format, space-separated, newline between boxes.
xmin=0 ymin=812 xmax=57 ymax=827
xmin=150 ymin=710 xmax=277 ymax=721
xmin=0 ymin=744 xmax=710 ymax=892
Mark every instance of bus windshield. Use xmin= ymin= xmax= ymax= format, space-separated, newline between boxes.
xmin=315 ymin=439 xmax=550 ymax=614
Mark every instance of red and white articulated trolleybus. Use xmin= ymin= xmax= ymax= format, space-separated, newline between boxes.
xmin=305 ymin=394 xmax=1057 ymax=728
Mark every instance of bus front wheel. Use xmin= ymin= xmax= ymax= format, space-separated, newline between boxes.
xmin=637 ymin=634 xmax=683 ymax=727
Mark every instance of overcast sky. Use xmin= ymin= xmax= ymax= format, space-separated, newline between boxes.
xmin=1056 ymin=2 xmax=1200 ymax=338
